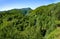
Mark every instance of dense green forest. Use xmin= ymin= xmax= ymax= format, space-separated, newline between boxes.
xmin=0 ymin=2 xmax=60 ymax=39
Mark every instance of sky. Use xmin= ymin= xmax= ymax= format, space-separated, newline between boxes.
xmin=0 ymin=0 xmax=60 ymax=11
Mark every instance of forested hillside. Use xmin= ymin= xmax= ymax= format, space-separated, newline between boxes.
xmin=0 ymin=2 xmax=60 ymax=39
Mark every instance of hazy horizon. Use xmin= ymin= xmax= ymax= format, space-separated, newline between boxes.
xmin=0 ymin=0 xmax=60 ymax=11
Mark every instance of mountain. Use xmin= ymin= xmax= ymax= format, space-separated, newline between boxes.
xmin=21 ymin=8 xmax=32 ymax=14
xmin=0 ymin=2 xmax=60 ymax=39
xmin=0 ymin=8 xmax=32 ymax=15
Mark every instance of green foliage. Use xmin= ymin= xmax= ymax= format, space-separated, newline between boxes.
xmin=45 ymin=28 xmax=60 ymax=39
xmin=0 ymin=2 xmax=60 ymax=39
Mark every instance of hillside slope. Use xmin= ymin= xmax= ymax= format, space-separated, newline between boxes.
xmin=0 ymin=2 xmax=60 ymax=39
xmin=45 ymin=27 xmax=60 ymax=39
